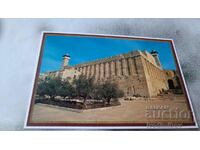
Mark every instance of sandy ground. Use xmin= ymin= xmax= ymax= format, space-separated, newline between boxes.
xmin=30 ymin=94 xmax=194 ymax=125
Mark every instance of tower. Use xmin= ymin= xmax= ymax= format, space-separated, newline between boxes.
xmin=62 ymin=53 xmax=70 ymax=69
xmin=150 ymin=50 xmax=162 ymax=68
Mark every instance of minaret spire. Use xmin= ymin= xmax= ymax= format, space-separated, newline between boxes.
xmin=62 ymin=53 xmax=70 ymax=69
xmin=151 ymin=50 xmax=162 ymax=68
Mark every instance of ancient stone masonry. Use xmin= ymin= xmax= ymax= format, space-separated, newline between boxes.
xmin=73 ymin=50 xmax=169 ymax=97
xmin=41 ymin=50 xmax=175 ymax=97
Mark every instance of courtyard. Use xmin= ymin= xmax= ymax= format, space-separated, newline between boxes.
xmin=30 ymin=94 xmax=194 ymax=126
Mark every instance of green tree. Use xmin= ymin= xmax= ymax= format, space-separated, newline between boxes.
xmin=73 ymin=75 xmax=94 ymax=106
xmin=45 ymin=77 xmax=62 ymax=100
xmin=58 ymin=80 xmax=76 ymax=99
xmin=36 ymin=79 xmax=48 ymax=99
xmin=96 ymin=81 xmax=124 ymax=105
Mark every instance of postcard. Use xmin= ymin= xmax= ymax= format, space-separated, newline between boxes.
xmin=25 ymin=32 xmax=197 ymax=129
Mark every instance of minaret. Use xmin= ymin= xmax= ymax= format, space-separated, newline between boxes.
xmin=62 ymin=53 xmax=70 ymax=69
xmin=150 ymin=50 xmax=162 ymax=68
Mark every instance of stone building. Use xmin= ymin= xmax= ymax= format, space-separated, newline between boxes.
xmin=40 ymin=50 xmax=179 ymax=97
xmin=165 ymin=70 xmax=182 ymax=90
xmin=40 ymin=54 xmax=81 ymax=83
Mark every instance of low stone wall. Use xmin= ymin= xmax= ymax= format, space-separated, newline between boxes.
xmin=37 ymin=103 xmax=121 ymax=113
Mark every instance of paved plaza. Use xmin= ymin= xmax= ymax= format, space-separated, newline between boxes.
xmin=30 ymin=95 xmax=194 ymax=125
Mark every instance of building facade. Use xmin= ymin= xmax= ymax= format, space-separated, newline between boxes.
xmin=40 ymin=50 xmax=178 ymax=97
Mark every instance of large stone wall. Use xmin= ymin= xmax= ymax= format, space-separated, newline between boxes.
xmin=41 ymin=50 xmax=170 ymax=97
xmin=141 ymin=54 xmax=168 ymax=97
xmin=60 ymin=67 xmax=81 ymax=82
xmin=74 ymin=50 xmax=168 ymax=97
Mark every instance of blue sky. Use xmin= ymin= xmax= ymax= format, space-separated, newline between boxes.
xmin=40 ymin=35 xmax=176 ymax=73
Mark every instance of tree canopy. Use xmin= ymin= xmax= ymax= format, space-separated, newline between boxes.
xmin=58 ymin=80 xmax=76 ymax=99
xmin=73 ymin=75 xmax=95 ymax=104
xmin=95 ymin=81 xmax=124 ymax=104
xmin=36 ymin=75 xmax=124 ymax=105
